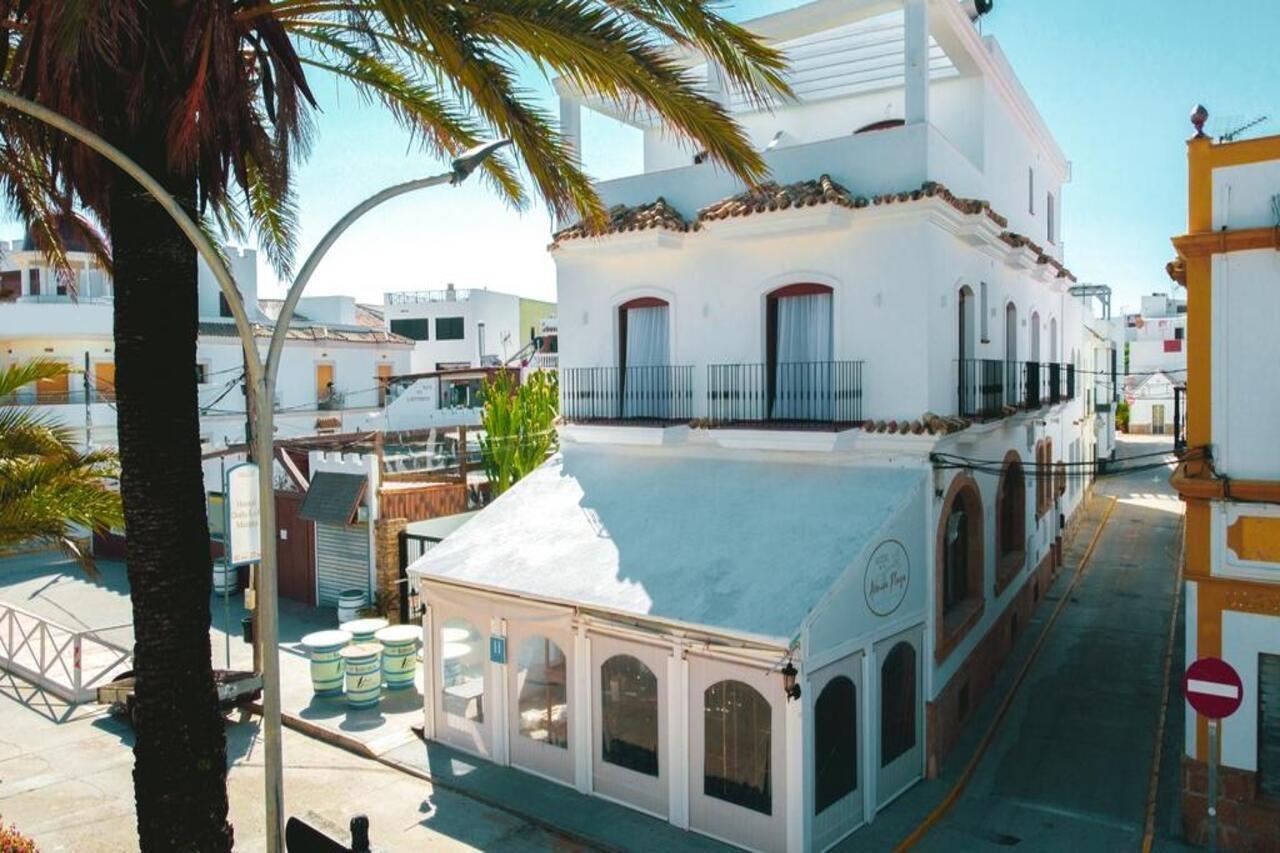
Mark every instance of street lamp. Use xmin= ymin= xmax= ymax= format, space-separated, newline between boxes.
xmin=0 ymin=85 xmax=511 ymax=853
xmin=253 ymin=138 xmax=512 ymax=849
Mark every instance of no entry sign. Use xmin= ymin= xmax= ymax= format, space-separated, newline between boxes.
xmin=1183 ymin=657 xmax=1243 ymax=720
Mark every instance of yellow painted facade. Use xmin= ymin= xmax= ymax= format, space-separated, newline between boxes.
xmin=1172 ymin=130 xmax=1280 ymax=763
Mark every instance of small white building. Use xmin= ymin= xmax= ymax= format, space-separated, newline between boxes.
xmin=1124 ymin=291 xmax=1187 ymax=379
xmin=383 ymin=284 xmax=555 ymax=372
xmin=408 ymin=2 xmax=1115 ymax=850
xmin=1125 ymin=370 xmax=1180 ymax=436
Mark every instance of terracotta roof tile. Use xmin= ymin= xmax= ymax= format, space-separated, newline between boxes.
xmin=696 ymin=175 xmax=861 ymax=222
xmin=198 ymin=321 xmax=412 ymax=345
xmin=871 ymin=181 xmax=1008 ymax=228
xmin=861 ymin=412 xmax=972 ymax=436
xmin=999 ymin=230 xmax=1077 ymax=283
xmin=552 ymin=197 xmax=689 ymax=244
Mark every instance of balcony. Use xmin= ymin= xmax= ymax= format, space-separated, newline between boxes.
xmin=706 ymin=361 xmax=864 ymax=428
xmin=957 ymin=360 xmax=1076 ymax=419
xmin=561 ymin=366 xmax=694 ymax=423
xmin=317 ymin=391 xmax=346 ymax=411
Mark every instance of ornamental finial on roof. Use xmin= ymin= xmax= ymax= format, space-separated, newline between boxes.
xmin=1191 ymin=104 xmax=1209 ymax=138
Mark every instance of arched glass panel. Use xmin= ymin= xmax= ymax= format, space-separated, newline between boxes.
xmin=441 ymin=617 xmax=485 ymax=723
xmin=815 ymin=676 xmax=857 ymax=814
xmin=517 ymin=636 xmax=568 ymax=748
xmin=601 ymin=655 xmax=659 ymax=776
xmin=880 ymin=643 xmax=917 ymax=767
xmin=943 ymin=499 xmax=970 ymax=614
xmin=704 ymin=680 xmax=772 ymax=814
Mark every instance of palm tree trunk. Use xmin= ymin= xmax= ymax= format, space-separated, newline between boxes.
xmin=109 ymin=124 xmax=233 ymax=851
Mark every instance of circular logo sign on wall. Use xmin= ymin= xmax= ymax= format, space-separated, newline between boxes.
xmin=864 ymin=539 xmax=910 ymax=617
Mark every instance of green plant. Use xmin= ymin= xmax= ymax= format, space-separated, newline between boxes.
xmin=481 ymin=370 xmax=559 ymax=497
xmin=1116 ymin=400 xmax=1130 ymax=432
xmin=0 ymin=360 xmax=122 ymax=574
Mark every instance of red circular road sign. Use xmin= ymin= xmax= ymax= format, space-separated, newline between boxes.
xmin=1183 ymin=657 xmax=1243 ymax=720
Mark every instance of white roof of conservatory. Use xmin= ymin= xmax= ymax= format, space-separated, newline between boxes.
xmin=408 ymin=446 xmax=919 ymax=643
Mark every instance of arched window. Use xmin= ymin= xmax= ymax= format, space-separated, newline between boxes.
xmin=1005 ymin=302 xmax=1019 ymax=403
xmin=601 ymin=655 xmax=659 ymax=776
xmin=854 ymin=118 xmax=904 ymax=134
xmin=618 ymin=297 xmax=671 ymax=418
xmin=704 ymin=680 xmax=772 ymax=814
xmin=516 ymin=636 xmax=569 ymax=748
xmin=766 ymin=283 xmax=833 ymax=420
xmin=1049 ymin=317 xmax=1058 ymax=364
xmin=441 ymin=617 xmax=485 ymax=723
xmin=880 ymin=643 xmax=916 ymax=767
xmin=936 ymin=475 xmax=985 ymax=659
xmin=958 ymin=285 xmax=975 ymax=362
xmin=996 ymin=452 xmax=1026 ymax=587
xmin=815 ymin=676 xmax=857 ymax=813
xmin=1030 ymin=311 xmax=1041 ymax=363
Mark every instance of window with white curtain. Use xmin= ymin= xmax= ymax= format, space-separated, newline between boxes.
xmin=620 ymin=302 xmax=670 ymax=418
xmin=772 ymin=289 xmax=833 ymax=419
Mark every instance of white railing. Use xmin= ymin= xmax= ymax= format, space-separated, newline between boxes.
xmin=531 ymin=353 xmax=559 ymax=371
xmin=0 ymin=601 xmax=132 ymax=702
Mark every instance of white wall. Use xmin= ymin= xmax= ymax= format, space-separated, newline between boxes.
xmin=1212 ymin=248 xmax=1280 ymax=479
xmin=384 ymin=290 xmax=527 ymax=370
xmin=555 ymin=204 xmax=1081 ymax=424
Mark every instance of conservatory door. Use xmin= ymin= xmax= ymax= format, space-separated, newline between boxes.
xmin=811 ymin=653 xmax=864 ymax=850
xmin=592 ymin=634 xmax=669 ymax=818
xmin=688 ymin=654 xmax=786 ymax=852
xmin=433 ymin=603 xmax=492 ymax=759
xmin=508 ymin=624 xmax=575 ymax=784
xmin=875 ymin=626 xmax=924 ymax=807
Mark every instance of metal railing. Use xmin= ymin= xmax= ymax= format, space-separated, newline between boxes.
xmin=959 ymin=359 xmax=1076 ymax=418
xmin=317 ymin=391 xmax=346 ymax=411
xmin=561 ymin=365 xmax=695 ymax=422
xmin=530 ymin=352 xmax=559 ymax=371
xmin=0 ymin=601 xmax=132 ymax=702
xmin=706 ymin=360 xmax=864 ymax=426
xmin=957 ymin=358 xmax=1007 ymax=418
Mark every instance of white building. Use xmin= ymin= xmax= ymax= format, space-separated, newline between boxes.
xmin=383 ymin=284 xmax=555 ymax=372
xmin=1124 ymin=291 xmax=1187 ymax=377
xmin=1126 ymin=370 xmax=1180 ymax=436
xmin=409 ymin=2 xmax=1114 ymax=850
xmin=0 ymin=233 xmax=414 ymax=468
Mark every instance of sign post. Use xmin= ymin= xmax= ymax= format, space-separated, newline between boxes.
xmin=225 ymin=463 xmax=262 ymax=671
xmin=1183 ymin=656 xmax=1244 ymax=853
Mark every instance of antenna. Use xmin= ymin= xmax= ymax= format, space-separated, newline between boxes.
xmin=1218 ymin=114 xmax=1268 ymax=143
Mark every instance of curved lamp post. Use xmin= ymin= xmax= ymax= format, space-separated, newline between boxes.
xmin=0 ymin=87 xmax=510 ymax=851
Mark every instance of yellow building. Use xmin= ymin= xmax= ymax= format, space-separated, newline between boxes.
xmin=1170 ymin=111 xmax=1280 ymax=848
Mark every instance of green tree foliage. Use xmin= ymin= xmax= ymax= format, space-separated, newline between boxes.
xmin=481 ymin=370 xmax=559 ymax=496
xmin=0 ymin=360 xmax=122 ymax=572
xmin=1116 ymin=400 xmax=1130 ymax=432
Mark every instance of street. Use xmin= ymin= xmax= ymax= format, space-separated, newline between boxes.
xmin=0 ymin=677 xmax=581 ymax=851
xmin=915 ymin=436 xmax=1188 ymax=850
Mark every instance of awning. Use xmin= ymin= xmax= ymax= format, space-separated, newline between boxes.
xmin=408 ymin=446 xmax=920 ymax=642
xmin=299 ymin=472 xmax=367 ymax=525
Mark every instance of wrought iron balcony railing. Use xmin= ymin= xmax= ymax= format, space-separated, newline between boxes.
xmin=561 ymin=365 xmax=694 ymax=422
xmin=959 ymin=359 xmax=1076 ymax=418
xmin=706 ymin=361 xmax=864 ymax=426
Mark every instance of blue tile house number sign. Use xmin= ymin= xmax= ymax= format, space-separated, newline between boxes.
xmin=489 ymin=635 xmax=506 ymax=664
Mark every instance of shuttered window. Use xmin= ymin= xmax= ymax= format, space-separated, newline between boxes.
xmin=315 ymin=523 xmax=370 ymax=606
xmin=1260 ymin=653 xmax=1280 ymax=798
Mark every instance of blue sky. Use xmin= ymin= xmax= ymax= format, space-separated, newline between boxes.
xmin=6 ymin=1 xmax=1277 ymax=314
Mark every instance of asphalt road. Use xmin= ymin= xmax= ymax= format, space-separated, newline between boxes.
xmin=915 ymin=437 xmax=1188 ymax=851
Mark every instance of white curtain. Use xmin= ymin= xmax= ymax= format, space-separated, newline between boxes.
xmin=623 ymin=305 xmax=670 ymax=417
xmin=774 ymin=293 xmax=832 ymax=419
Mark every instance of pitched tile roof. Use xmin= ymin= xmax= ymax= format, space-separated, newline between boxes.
xmin=697 ymin=174 xmax=860 ymax=221
xmin=551 ymin=197 xmax=689 ymax=244
xmin=549 ymin=178 xmax=1076 ymax=282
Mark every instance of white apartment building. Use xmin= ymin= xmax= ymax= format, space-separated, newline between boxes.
xmin=0 ymin=233 xmax=414 ymax=467
xmin=383 ymin=284 xmax=555 ymax=372
xmin=408 ymin=2 xmax=1115 ymax=850
xmin=1125 ymin=291 xmax=1188 ymax=376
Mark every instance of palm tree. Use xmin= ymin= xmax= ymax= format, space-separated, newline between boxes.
xmin=0 ymin=3 xmax=789 ymax=849
xmin=0 ymin=360 xmax=123 ymax=569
